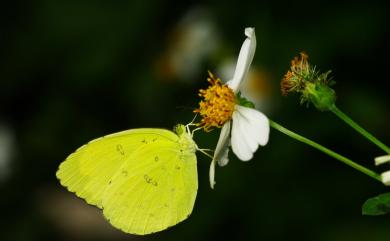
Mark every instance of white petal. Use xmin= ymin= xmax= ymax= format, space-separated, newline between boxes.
xmin=217 ymin=141 xmax=230 ymax=167
xmin=209 ymin=158 xmax=216 ymax=189
xmin=235 ymin=105 xmax=270 ymax=146
xmin=227 ymin=27 xmax=256 ymax=92
xmin=381 ymin=170 xmax=390 ymax=186
xmin=209 ymin=121 xmax=231 ymax=188
xmin=213 ymin=121 xmax=231 ymax=166
xmin=375 ymin=155 xmax=390 ymax=166
xmin=231 ymin=111 xmax=254 ymax=161
xmin=233 ymin=110 xmax=258 ymax=153
xmin=231 ymin=105 xmax=270 ymax=162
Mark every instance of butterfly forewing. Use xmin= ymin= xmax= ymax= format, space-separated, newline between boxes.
xmin=56 ymin=129 xmax=178 ymax=207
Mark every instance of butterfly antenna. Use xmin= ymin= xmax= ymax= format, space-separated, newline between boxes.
xmin=186 ymin=114 xmax=199 ymax=135
xmin=189 ymin=113 xmax=198 ymax=125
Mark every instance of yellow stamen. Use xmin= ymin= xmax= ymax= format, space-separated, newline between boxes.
xmin=194 ymin=71 xmax=236 ymax=132
xmin=291 ymin=52 xmax=309 ymax=73
xmin=281 ymin=71 xmax=295 ymax=96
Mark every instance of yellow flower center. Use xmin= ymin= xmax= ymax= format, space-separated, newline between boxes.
xmin=194 ymin=71 xmax=236 ymax=132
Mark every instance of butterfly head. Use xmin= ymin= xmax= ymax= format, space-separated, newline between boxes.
xmin=174 ymin=124 xmax=186 ymax=136
xmin=174 ymin=124 xmax=196 ymax=154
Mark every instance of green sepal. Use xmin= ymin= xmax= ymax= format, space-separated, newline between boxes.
xmin=303 ymin=82 xmax=336 ymax=111
xmin=362 ymin=192 xmax=390 ymax=216
xmin=236 ymin=92 xmax=255 ymax=108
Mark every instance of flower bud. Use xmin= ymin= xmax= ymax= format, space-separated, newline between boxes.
xmin=374 ymin=155 xmax=390 ymax=186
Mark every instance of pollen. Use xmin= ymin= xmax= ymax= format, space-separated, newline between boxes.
xmin=194 ymin=71 xmax=236 ymax=132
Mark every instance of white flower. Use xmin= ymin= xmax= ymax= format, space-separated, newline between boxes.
xmin=375 ymin=154 xmax=390 ymax=186
xmin=209 ymin=27 xmax=270 ymax=188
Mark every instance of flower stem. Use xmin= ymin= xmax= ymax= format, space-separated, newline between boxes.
xmin=330 ymin=105 xmax=390 ymax=154
xmin=269 ymin=120 xmax=381 ymax=182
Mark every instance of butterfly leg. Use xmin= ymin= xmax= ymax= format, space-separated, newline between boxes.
xmin=196 ymin=148 xmax=214 ymax=159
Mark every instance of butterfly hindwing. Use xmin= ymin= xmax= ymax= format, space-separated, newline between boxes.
xmin=102 ymin=138 xmax=197 ymax=234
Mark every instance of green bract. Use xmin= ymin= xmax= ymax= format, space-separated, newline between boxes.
xmin=236 ymin=92 xmax=255 ymax=108
xmin=304 ymin=82 xmax=336 ymax=111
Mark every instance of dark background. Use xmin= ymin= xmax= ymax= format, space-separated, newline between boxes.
xmin=1 ymin=1 xmax=390 ymax=241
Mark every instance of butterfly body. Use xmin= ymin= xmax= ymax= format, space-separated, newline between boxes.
xmin=56 ymin=124 xmax=198 ymax=235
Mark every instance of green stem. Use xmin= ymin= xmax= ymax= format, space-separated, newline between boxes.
xmin=269 ymin=120 xmax=381 ymax=182
xmin=330 ymin=105 xmax=390 ymax=154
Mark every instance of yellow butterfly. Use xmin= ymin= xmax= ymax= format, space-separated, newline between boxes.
xmin=56 ymin=124 xmax=198 ymax=235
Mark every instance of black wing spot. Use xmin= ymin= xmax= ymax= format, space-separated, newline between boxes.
xmin=116 ymin=144 xmax=125 ymax=155
xmin=108 ymin=180 xmax=112 ymax=185
xmin=144 ymin=174 xmax=151 ymax=183
xmin=155 ymin=156 xmax=159 ymax=162
xmin=164 ymin=203 xmax=169 ymax=208
xmin=144 ymin=174 xmax=158 ymax=186
xmin=121 ymin=169 xmax=128 ymax=176
xmin=141 ymin=139 xmax=148 ymax=144
xmin=152 ymin=138 xmax=157 ymax=142
xmin=175 ymin=165 xmax=181 ymax=170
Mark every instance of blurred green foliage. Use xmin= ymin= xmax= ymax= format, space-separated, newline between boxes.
xmin=1 ymin=0 xmax=389 ymax=241
xmin=363 ymin=192 xmax=390 ymax=215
